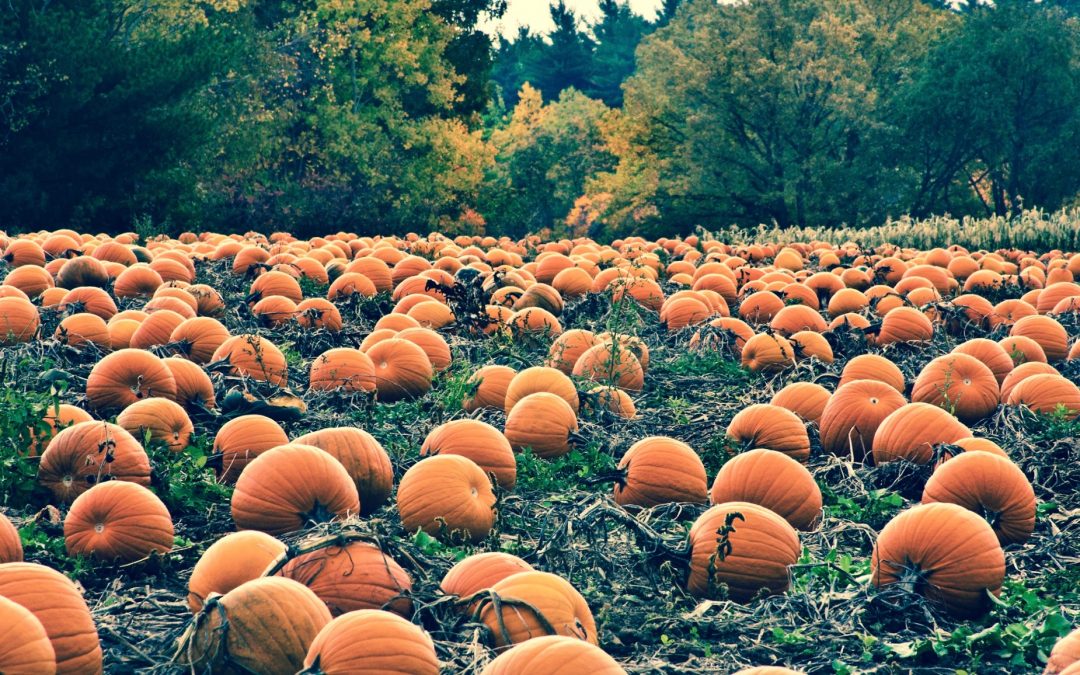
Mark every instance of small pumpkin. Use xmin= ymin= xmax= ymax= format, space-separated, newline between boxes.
xmin=740 ymin=333 xmax=795 ymax=373
xmin=309 ymin=348 xmax=376 ymax=393
xmin=397 ymin=455 xmax=496 ymax=543
xmin=572 ymin=342 xmax=644 ymax=391
xmin=911 ymin=353 xmax=999 ymax=424
xmin=770 ymin=382 xmax=831 ymax=424
xmin=212 ymin=334 xmax=289 ymax=387
xmin=0 ymin=296 xmax=41 ymax=345
xmin=504 ymin=366 xmax=580 ymax=414
xmin=463 ymin=365 xmax=517 ymax=412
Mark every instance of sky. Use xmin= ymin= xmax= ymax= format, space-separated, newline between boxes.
xmin=480 ymin=0 xmax=666 ymax=37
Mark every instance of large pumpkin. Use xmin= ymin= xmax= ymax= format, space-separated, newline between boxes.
xmin=279 ymin=540 xmax=413 ymax=617
xmin=951 ymin=338 xmax=1014 ymax=385
xmin=875 ymin=306 xmax=934 ymax=345
xmin=292 ymin=427 xmax=394 ymax=515
xmin=302 ymin=609 xmax=440 ymax=675
xmin=420 ymin=419 xmax=516 ymax=490
xmin=231 ymin=444 xmax=360 ymax=534
xmin=614 ymin=436 xmax=707 ymax=507
xmin=479 ymin=636 xmax=626 ymax=675
xmin=871 ymin=403 xmax=971 ymax=465
xmin=504 ymin=393 xmax=579 ymax=459
xmin=922 ymin=451 xmax=1036 ymax=545
xmin=709 ymin=449 xmax=822 ymax=531
xmin=477 ymin=571 xmax=597 ymax=649
xmin=911 ymin=353 xmax=999 ymax=424
xmin=740 ymin=333 xmax=795 ymax=373
xmin=0 ymin=562 xmax=102 ymax=674
xmin=188 ymin=530 xmax=287 ymax=613
xmin=366 ymin=338 xmax=434 ymax=402
xmin=441 ymin=552 xmax=534 ymax=598
xmin=309 ymin=348 xmax=376 ymax=393
xmin=397 ymin=454 xmax=496 ymax=543
xmin=871 ymin=502 xmax=1004 ymax=617
xmin=1006 ymin=373 xmax=1080 ymax=419
xmin=169 ymin=316 xmax=231 ymax=364
xmin=85 ymin=349 xmax=177 ymax=411
xmin=463 ymin=365 xmax=517 ymax=412
xmin=211 ymin=334 xmax=289 ymax=387
xmin=688 ymin=502 xmax=800 ymax=601
xmin=182 ymin=577 xmax=331 ymax=675
xmin=115 ymin=397 xmax=194 ymax=452
xmin=38 ymin=421 xmax=151 ymax=503
xmin=214 ymin=414 xmax=289 ymax=482
xmin=0 ymin=594 xmax=56 ymax=674
xmin=726 ymin=404 xmax=810 ymax=462
xmin=818 ymin=380 xmax=907 ymax=459
xmin=504 ymin=366 xmax=580 ymax=414
xmin=63 ymin=481 xmax=174 ymax=562
xmin=999 ymin=361 xmax=1059 ymax=403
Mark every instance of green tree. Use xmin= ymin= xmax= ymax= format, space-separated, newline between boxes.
xmin=585 ymin=0 xmax=651 ymax=107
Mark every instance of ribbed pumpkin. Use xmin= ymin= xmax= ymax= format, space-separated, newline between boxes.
xmin=875 ymin=306 xmax=934 ymax=345
xmin=998 ymin=334 xmax=1048 ymax=365
xmin=55 ymin=313 xmax=110 ymax=350
xmin=504 ymin=366 xmax=580 ymax=414
xmin=187 ymin=530 xmax=287 ymax=613
xmin=922 ymin=452 xmax=1035 ymax=545
xmin=231 ymin=444 xmax=360 ymax=534
xmin=740 ymin=333 xmax=795 ymax=373
xmin=0 ymin=510 xmax=22 ymax=562
xmin=478 ymin=571 xmax=597 ymax=648
xmin=182 ymin=577 xmax=331 ymax=675
xmin=839 ymin=354 xmax=906 ymax=393
xmin=818 ymin=380 xmax=907 ymax=459
xmin=660 ymin=296 xmax=712 ymax=331
xmin=614 ymin=437 xmax=707 ymax=507
xmin=129 ymin=309 xmax=186 ymax=350
xmin=421 ymin=419 xmax=516 ymax=490
xmin=115 ymin=397 xmax=193 ymax=452
xmin=1010 ymin=314 xmax=1069 ymax=362
xmin=951 ymin=338 xmax=1014 ymax=385
xmin=709 ymin=449 xmax=822 ymax=531
xmin=85 ymin=349 xmax=176 ymax=411
xmin=279 ymin=541 xmax=413 ymax=617
xmin=871 ymin=502 xmax=1005 ymax=617
xmin=214 ymin=414 xmax=290 ymax=482
xmin=38 ymin=421 xmax=151 ymax=503
xmin=0 ymin=562 xmax=103 ymax=674
xmin=292 ymin=427 xmax=394 ymax=515
xmin=296 ymin=298 xmax=343 ymax=332
xmin=59 ymin=286 xmax=117 ymax=320
xmin=169 ymin=316 xmax=230 ymax=363
xmin=397 ymin=455 xmax=496 ymax=543
xmin=64 ymin=481 xmax=173 ymax=562
xmin=309 ymin=348 xmax=376 ymax=393
xmin=28 ymin=403 xmax=94 ymax=457
xmin=163 ymin=356 xmax=216 ymax=409
xmin=871 ymin=403 xmax=971 ymax=465
xmin=726 ymin=404 xmax=810 ymax=462
xmin=463 ymin=365 xmax=517 ymax=412
xmin=688 ymin=502 xmax=800 ymax=601
xmin=212 ymin=334 xmax=289 ymax=387
xmin=911 ymin=353 xmax=999 ymax=423
xmin=738 ymin=291 xmax=785 ymax=323
xmin=396 ymin=327 xmax=452 ymax=372
xmin=0 ymin=594 xmax=56 ymax=674
xmin=999 ymin=361 xmax=1059 ymax=402
xmin=1006 ymin=373 xmax=1080 ymax=419
xmin=479 ymin=636 xmax=626 ymax=675
xmin=546 ymin=329 xmax=600 ymax=374
xmin=788 ymin=330 xmax=834 ymax=363
xmin=504 ymin=392 xmax=579 ymax=458
xmin=441 ymin=552 xmax=534 ymax=598
xmin=301 ymin=609 xmax=440 ymax=675
xmin=366 ymin=338 xmax=434 ymax=402
xmin=769 ymin=304 xmax=827 ymax=336
xmin=770 ymin=382 xmax=831 ymax=424
xmin=4 ymin=265 xmax=54 ymax=299
xmin=1046 ymin=629 xmax=1080 ymax=675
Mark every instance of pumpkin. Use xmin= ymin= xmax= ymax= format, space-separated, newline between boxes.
xmin=871 ymin=402 xmax=970 ymax=465
xmin=510 ymin=307 xmax=563 ymax=338
xmin=249 ymin=270 xmax=303 ymax=304
xmin=85 ymin=349 xmax=176 ymax=411
xmin=28 ymin=403 xmax=94 ymax=458
xmin=0 ymin=510 xmax=22 ymax=563
xmin=911 ymin=353 xmax=999 ymax=423
xmin=279 ymin=540 xmax=413 ymax=617
xmin=113 ymin=265 xmax=163 ymax=298
xmin=421 ymin=419 xmax=516 ymax=490
xmin=396 ymin=327 xmax=452 ymax=372
xmin=769 ymin=304 xmax=827 ymax=336
xmin=129 ymin=309 xmax=186 ymax=350
xmin=4 ymin=265 xmax=54 ymax=299
xmin=1000 ymin=362 xmax=1060 ymax=403
xmin=309 ymin=348 xmax=376 ymax=393
xmin=188 ymin=531 xmax=287 ymax=613
xmin=302 ymin=609 xmax=440 ymax=675
xmin=504 ymin=393 xmax=579 ymax=458
xmin=688 ymin=502 xmax=801 ymax=601
xmin=951 ymin=338 xmax=1014 ymax=385
xmin=169 ymin=317 xmax=230 ymax=363
xmin=504 ymin=366 xmax=580 ymax=414
xmin=584 ymin=384 xmax=638 ymax=419
xmin=1010 ymin=315 xmax=1069 ymax=362
xmin=231 ymin=444 xmax=360 ymax=534
xmin=770 ymin=382 xmax=831 ymax=424
xmin=163 ymin=356 xmax=216 ymax=409
xmin=1046 ymin=629 xmax=1080 ymax=674
xmin=871 ymin=502 xmax=1005 ymax=617
xmin=296 ymin=298 xmax=343 ymax=332
xmin=56 ymin=256 xmax=108 ymax=289
xmin=0 ymin=562 xmax=102 ymax=674
xmin=182 ymin=577 xmax=331 ymax=675
xmin=709 ymin=449 xmax=822 ymax=530
xmin=740 ymin=333 xmax=795 ymax=372
xmin=59 ymin=286 xmax=117 ymax=320
xmin=922 ymin=451 xmax=1035 ymax=545
xmin=478 ymin=571 xmax=597 ymax=648
xmin=875 ymin=306 xmax=934 ymax=345
xmin=1006 ymin=373 xmax=1080 ymax=419
xmin=0 ymin=594 xmax=56 ymax=674
xmin=998 ymin=334 xmax=1048 ymax=365
xmin=366 ymin=338 xmax=434 ymax=402
xmin=572 ymin=342 xmax=644 ymax=391
xmin=211 ymin=334 xmax=289 ymax=387
xmin=374 ymin=313 xmax=421 ymax=332
xmin=787 ymin=330 xmax=833 ymax=363
xmin=38 ymin=421 xmax=150 ymax=503
xmin=738 ymin=291 xmax=785 ymax=323
xmin=479 ymin=636 xmax=626 ymax=675
xmin=2 ymin=239 xmax=46 ymax=267
xmin=63 ymin=481 xmax=173 ymax=562
xmin=441 ymin=552 xmax=534 ymax=598
xmin=839 ymin=354 xmax=905 ymax=393
xmin=397 ymin=455 xmax=496 ymax=543
xmin=54 ymin=313 xmax=110 ymax=350
xmin=115 ymin=397 xmax=193 ymax=452
xmin=726 ymin=404 xmax=810 ymax=462
xmin=214 ymin=414 xmax=290 ymax=482
xmin=614 ymin=437 xmax=707 ymax=507
xmin=545 ymin=330 xmax=601 ymax=375
xmin=818 ymin=380 xmax=907 ymax=459
xmin=292 ymin=427 xmax=394 ymax=515
xmin=0 ymin=296 xmax=41 ymax=345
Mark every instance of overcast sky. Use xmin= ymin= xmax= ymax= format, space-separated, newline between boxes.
xmin=481 ymin=0 xmax=666 ymax=37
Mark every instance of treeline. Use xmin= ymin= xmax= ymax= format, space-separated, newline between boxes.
xmin=2 ymin=0 xmax=1079 ymax=240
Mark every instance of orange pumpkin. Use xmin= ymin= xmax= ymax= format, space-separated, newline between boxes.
xmin=214 ymin=414 xmax=289 ymax=482
xmin=38 ymin=421 xmax=151 ymax=503
xmin=302 ymin=609 xmax=440 ymax=675
xmin=614 ymin=437 xmax=707 ymax=507
xmin=0 ymin=296 xmax=41 ymax=345
xmin=85 ymin=349 xmax=176 ymax=411
xmin=726 ymin=404 xmax=810 ymax=462
xmin=871 ymin=502 xmax=1004 ymax=617
xmin=875 ymin=306 xmax=934 ymax=345
xmin=709 ymin=449 xmax=822 ymax=530
xmin=115 ymin=397 xmax=193 ymax=452
xmin=951 ymin=338 xmax=1014 ymax=385
xmin=163 ymin=357 xmax=216 ymax=409
xmin=309 ymin=348 xmax=376 ymax=393
xmin=871 ymin=403 xmax=970 ymax=465
xmin=396 ymin=327 xmax=452 ymax=372
xmin=818 ymin=380 xmax=906 ymax=459
xmin=740 ymin=333 xmax=795 ymax=373
xmin=0 ymin=510 xmax=23 ymax=563
xmin=1046 ymin=629 xmax=1080 ymax=675
xmin=479 ymin=636 xmax=626 ymax=675
xmin=54 ymin=313 xmax=110 ymax=351
xmin=441 ymin=552 xmax=534 ymax=598
xmin=911 ymin=353 xmax=999 ymax=423
xmin=478 ymin=571 xmax=597 ymax=648
xmin=770 ymin=382 xmax=831 ymax=424
xmin=211 ymin=334 xmax=289 ymax=387
xmin=839 ymin=354 xmax=905 ymax=393
xmin=504 ymin=393 xmax=579 ymax=458
xmin=187 ymin=531 xmax=287 ymax=613
xmin=397 ymin=455 xmax=496 ymax=543
xmin=1010 ymin=315 xmax=1069 ymax=362
xmin=463 ymin=365 xmax=516 ymax=412
xmin=169 ymin=317 xmax=230 ymax=363
xmin=1006 ymin=373 xmax=1080 ymax=419
xmin=504 ymin=366 xmax=580 ymax=414
xmin=64 ymin=481 xmax=173 ymax=562
xmin=421 ymin=419 xmax=516 ymax=490
xmin=999 ymin=362 xmax=1060 ymax=403
xmin=366 ymin=338 xmax=434 ymax=402
xmin=922 ymin=451 xmax=1035 ymax=545
xmin=279 ymin=541 xmax=412 ymax=617
xmin=292 ymin=427 xmax=394 ymax=515
xmin=0 ymin=594 xmax=56 ymax=674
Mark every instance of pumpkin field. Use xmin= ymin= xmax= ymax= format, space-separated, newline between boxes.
xmin=0 ymin=224 xmax=1078 ymax=675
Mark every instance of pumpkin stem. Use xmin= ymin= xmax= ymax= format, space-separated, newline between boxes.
xmin=301 ymin=501 xmax=336 ymax=528
xmin=895 ymin=560 xmax=927 ymax=596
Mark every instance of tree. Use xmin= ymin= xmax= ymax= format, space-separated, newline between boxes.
xmin=586 ymin=0 xmax=651 ymax=106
